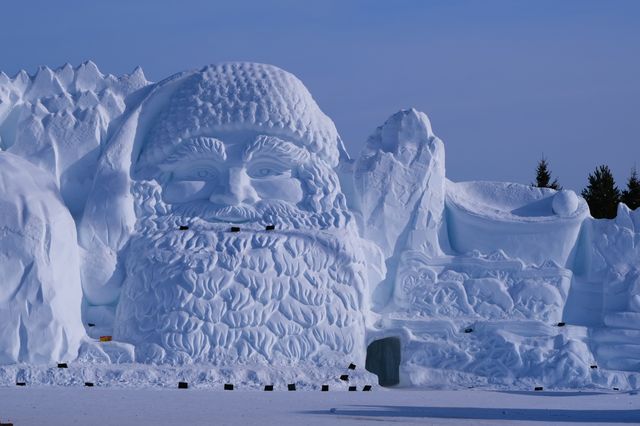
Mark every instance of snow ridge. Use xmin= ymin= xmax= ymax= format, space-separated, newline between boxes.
xmin=0 ymin=61 xmax=149 ymax=218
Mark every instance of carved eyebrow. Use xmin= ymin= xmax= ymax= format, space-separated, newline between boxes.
xmin=162 ymin=136 xmax=227 ymax=168
xmin=243 ymin=135 xmax=310 ymax=166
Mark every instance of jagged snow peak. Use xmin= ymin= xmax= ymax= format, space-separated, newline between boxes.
xmin=355 ymin=108 xmax=445 ymax=259
xmin=0 ymin=62 xmax=149 ymax=218
xmin=0 ymin=61 xmax=638 ymax=391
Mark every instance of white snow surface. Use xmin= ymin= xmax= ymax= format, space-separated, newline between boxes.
xmin=0 ymin=152 xmax=84 ymax=364
xmin=446 ymin=180 xmax=589 ymax=267
xmin=1 ymin=388 xmax=639 ymax=426
xmin=0 ymin=61 xmax=639 ymax=392
xmin=0 ymin=62 xmax=149 ymax=218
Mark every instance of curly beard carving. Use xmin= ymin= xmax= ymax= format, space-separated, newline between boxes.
xmin=114 ymin=182 xmax=367 ymax=366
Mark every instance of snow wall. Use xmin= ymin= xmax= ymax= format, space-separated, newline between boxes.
xmin=0 ymin=152 xmax=84 ymax=364
xmin=0 ymin=62 xmax=638 ymax=390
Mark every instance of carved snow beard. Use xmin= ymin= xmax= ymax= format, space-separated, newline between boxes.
xmin=115 ymin=216 xmax=367 ymax=366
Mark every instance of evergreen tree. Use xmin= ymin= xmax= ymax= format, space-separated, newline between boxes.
xmin=621 ymin=167 xmax=640 ymax=210
xmin=581 ymin=165 xmax=621 ymax=219
xmin=533 ymin=156 xmax=561 ymax=190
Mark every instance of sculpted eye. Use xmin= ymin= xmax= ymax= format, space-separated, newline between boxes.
xmin=196 ymin=168 xmax=217 ymax=179
xmin=171 ymin=163 xmax=219 ymax=181
xmin=248 ymin=163 xmax=290 ymax=179
xmin=257 ymin=168 xmax=278 ymax=177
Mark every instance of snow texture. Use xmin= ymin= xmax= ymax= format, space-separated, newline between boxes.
xmin=0 ymin=152 xmax=84 ymax=364
xmin=1 ymin=388 xmax=639 ymax=426
xmin=0 ymin=62 xmax=148 ymax=218
xmin=78 ymin=62 xmax=368 ymax=369
xmin=0 ymin=61 xmax=639 ymax=391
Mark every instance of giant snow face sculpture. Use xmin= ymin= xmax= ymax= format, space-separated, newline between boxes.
xmin=128 ymin=62 xmax=351 ymax=230
xmin=137 ymin=133 xmax=346 ymax=230
xmin=82 ymin=63 xmax=368 ymax=366
xmin=158 ymin=135 xmax=306 ymax=223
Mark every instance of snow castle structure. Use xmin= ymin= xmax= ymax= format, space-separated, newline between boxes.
xmin=0 ymin=61 xmax=639 ymax=390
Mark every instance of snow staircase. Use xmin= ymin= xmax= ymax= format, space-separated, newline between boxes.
xmin=592 ymin=313 xmax=640 ymax=372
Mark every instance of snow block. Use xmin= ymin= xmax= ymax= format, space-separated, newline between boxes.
xmin=0 ymin=152 xmax=84 ymax=364
xmin=355 ymin=108 xmax=445 ymax=259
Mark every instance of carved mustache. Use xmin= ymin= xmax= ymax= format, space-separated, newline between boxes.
xmin=170 ymin=200 xmax=301 ymax=223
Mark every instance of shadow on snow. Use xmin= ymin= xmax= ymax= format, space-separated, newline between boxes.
xmin=302 ymin=405 xmax=640 ymax=423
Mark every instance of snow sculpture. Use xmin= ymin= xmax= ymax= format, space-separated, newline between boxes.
xmin=81 ymin=63 xmax=369 ymax=365
xmin=357 ymin=109 xmax=596 ymax=388
xmin=354 ymin=108 xmax=445 ymax=259
xmin=445 ymin=181 xmax=589 ymax=267
xmin=0 ymin=60 xmax=638 ymax=389
xmin=0 ymin=152 xmax=84 ymax=363
xmin=392 ymin=251 xmax=572 ymax=323
xmin=589 ymin=204 xmax=640 ymax=371
xmin=0 ymin=62 xmax=149 ymax=218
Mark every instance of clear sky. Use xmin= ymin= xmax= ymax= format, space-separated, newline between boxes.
xmin=1 ymin=0 xmax=638 ymax=191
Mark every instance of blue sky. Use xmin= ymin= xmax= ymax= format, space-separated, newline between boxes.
xmin=1 ymin=0 xmax=638 ymax=191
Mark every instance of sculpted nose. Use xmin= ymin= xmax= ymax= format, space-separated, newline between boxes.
xmin=209 ymin=167 xmax=259 ymax=205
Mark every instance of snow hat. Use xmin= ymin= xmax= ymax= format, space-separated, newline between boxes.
xmin=137 ymin=62 xmax=344 ymax=173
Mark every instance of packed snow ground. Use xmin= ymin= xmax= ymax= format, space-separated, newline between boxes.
xmin=0 ymin=388 xmax=638 ymax=426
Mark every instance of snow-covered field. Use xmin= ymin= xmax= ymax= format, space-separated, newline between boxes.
xmin=1 ymin=388 xmax=638 ymax=426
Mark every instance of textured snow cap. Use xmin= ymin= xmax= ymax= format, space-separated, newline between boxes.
xmin=370 ymin=108 xmax=435 ymax=154
xmin=137 ymin=62 xmax=342 ymax=173
xmin=3 ymin=61 xmax=149 ymax=102
xmin=0 ymin=152 xmax=84 ymax=364
xmin=355 ymin=107 xmax=445 ymax=259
